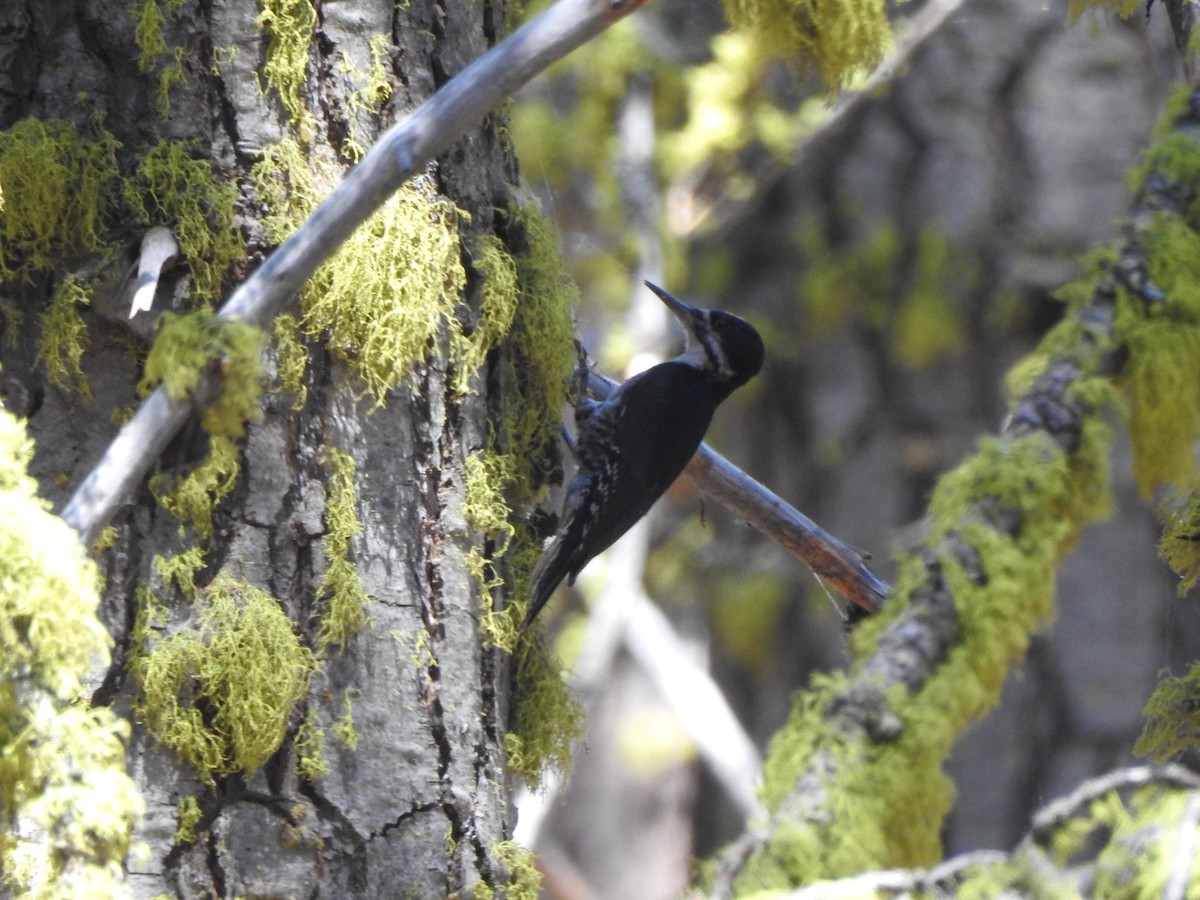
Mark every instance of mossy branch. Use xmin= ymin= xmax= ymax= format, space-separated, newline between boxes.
xmin=708 ymin=81 xmax=1200 ymax=898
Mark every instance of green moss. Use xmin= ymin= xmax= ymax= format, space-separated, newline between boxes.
xmin=0 ymin=118 xmax=122 ymax=282
xmin=38 ymin=276 xmax=93 ymax=398
xmin=258 ymin=0 xmax=317 ymax=124
xmin=153 ymin=547 xmax=206 ymax=598
xmin=294 ymin=707 xmax=328 ymax=780
xmin=151 ymin=434 xmax=241 ymax=540
xmin=332 ymin=690 xmax=359 ymax=749
xmin=123 ymin=141 xmax=246 ymax=303
xmin=1111 ymin=215 xmax=1200 ymax=497
xmin=175 ymin=795 xmax=201 ymax=843
xmin=301 ymin=179 xmax=467 ymax=405
xmin=1135 ymin=663 xmax=1200 ymax=760
xmin=0 ymin=408 xmax=142 ymax=894
xmin=454 ymin=235 xmax=521 ymax=396
xmin=480 ymin=841 xmax=541 ymax=900
xmin=131 ymin=574 xmax=315 ymax=784
xmin=314 ymin=448 xmax=371 ymax=652
xmin=505 ymin=635 xmax=583 ymax=789
xmin=740 ymin=398 xmax=1115 ymax=887
xmin=722 ymin=0 xmax=891 ymax=91
xmin=1158 ymin=488 xmax=1200 ymax=594
xmin=272 ymin=312 xmax=309 ymax=410
xmin=138 ymin=309 xmax=265 ymax=536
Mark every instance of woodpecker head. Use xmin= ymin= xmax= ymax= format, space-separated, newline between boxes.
xmin=644 ymin=281 xmax=764 ymax=390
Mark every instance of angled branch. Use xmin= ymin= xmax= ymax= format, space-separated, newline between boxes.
xmin=61 ymin=0 xmax=653 ymax=545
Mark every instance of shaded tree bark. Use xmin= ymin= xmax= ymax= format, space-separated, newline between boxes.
xmin=1 ymin=0 xmax=538 ymax=894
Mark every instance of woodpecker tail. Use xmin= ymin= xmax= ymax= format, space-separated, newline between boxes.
xmin=526 ymin=535 xmax=573 ymax=626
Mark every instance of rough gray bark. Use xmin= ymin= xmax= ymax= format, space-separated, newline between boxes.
xmin=1 ymin=0 xmax=527 ymax=895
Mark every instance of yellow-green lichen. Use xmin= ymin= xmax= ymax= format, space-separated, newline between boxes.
xmin=453 ymin=235 xmax=521 ymax=396
xmin=38 ymin=276 xmax=93 ymax=398
xmin=314 ymin=448 xmax=370 ymax=652
xmin=338 ymin=34 xmax=393 ymax=161
xmin=294 ymin=707 xmax=327 ymax=780
xmin=90 ymin=525 xmax=119 ymax=554
xmin=798 ymin=224 xmax=971 ymax=368
xmin=722 ymin=0 xmax=892 ymax=91
xmin=153 ymin=546 xmax=206 ymax=598
xmin=272 ymin=312 xmax=309 ymax=410
xmin=258 ymin=0 xmax=317 ymax=124
xmin=131 ymin=574 xmax=315 ymax=784
xmin=466 ymin=451 xmax=518 ymax=647
xmin=251 ymin=136 xmax=322 ymax=246
xmin=1110 ymin=214 xmax=1200 ymax=497
xmin=1135 ymin=663 xmax=1200 ymax=761
xmin=175 ymin=795 xmax=201 ymax=843
xmin=473 ymin=841 xmax=541 ymax=900
xmin=740 ymin=404 xmax=1116 ymax=887
xmin=151 ymin=434 xmax=241 ymax=540
xmin=502 ymin=206 xmax=578 ymax=501
xmin=301 ymin=180 xmax=467 ymax=405
xmin=505 ymin=635 xmax=583 ymax=789
xmin=0 ymin=408 xmax=142 ymax=896
xmin=893 ymin=230 xmax=970 ymax=368
xmin=138 ymin=310 xmax=265 ymax=536
xmin=332 ymin=691 xmax=359 ymax=749
xmin=123 ymin=141 xmax=246 ymax=303
xmin=797 ymin=223 xmax=897 ymax=338
xmin=1158 ymin=487 xmax=1200 ymax=595
xmin=0 ymin=118 xmax=122 ymax=283
xmin=661 ymin=31 xmax=829 ymax=178
xmin=1092 ymin=785 xmax=1200 ymax=897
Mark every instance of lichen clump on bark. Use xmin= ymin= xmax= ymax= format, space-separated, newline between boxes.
xmin=314 ymin=448 xmax=371 ymax=653
xmin=131 ymin=574 xmax=315 ymax=785
xmin=0 ymin=410 xmax=142 ymax=895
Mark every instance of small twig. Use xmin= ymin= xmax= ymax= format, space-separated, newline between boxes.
xmin=60 ymin=0 xmax=653 ymax=545
xmin=586 ymin=370 xmax=891 ymax=612
xmin=1028 ymin=764 xmax=1200 ymax=843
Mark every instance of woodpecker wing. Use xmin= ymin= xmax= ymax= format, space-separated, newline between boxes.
xmin=526 ymin=361 xmax=718 ymax=623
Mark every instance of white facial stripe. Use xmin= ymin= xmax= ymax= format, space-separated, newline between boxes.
xmin=677 ymin=311 xmax=734 ymax=378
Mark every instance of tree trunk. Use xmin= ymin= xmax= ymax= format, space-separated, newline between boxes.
xmin=1 ymin=0 xmax=546 ymax=895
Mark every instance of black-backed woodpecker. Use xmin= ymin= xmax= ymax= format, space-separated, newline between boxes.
xmin=527 ymin=281 xmax=765 ymax=624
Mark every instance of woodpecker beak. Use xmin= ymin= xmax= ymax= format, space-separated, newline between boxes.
xmin=644 ymin=281 xmax=705 ymax=333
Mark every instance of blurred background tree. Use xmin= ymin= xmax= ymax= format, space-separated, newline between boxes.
xmin=509 ymin=0 xmax=1198 ymax=895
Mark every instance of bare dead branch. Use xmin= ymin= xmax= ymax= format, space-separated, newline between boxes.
xmin=60 ymin=0 xmax=652 ymax=545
